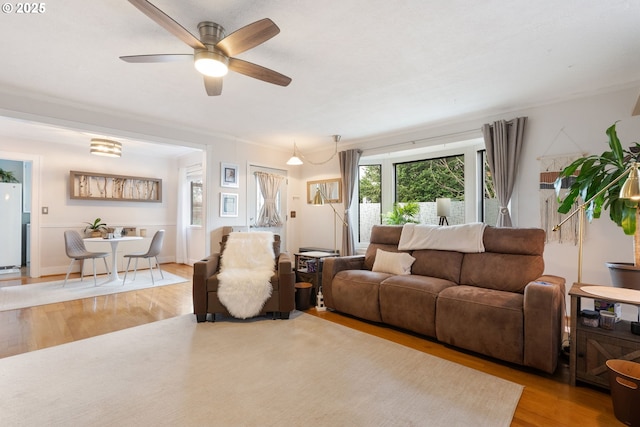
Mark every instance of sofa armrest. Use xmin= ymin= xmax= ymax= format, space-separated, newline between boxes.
xmin=523 ymin=274 xmax=566 ymax=373
xmin=322 ymin=255 xmax=366 ymax=307
xmin=276 ymin=252 xmax=295 ymax=312
xmin=192 ymin=254 xmax=220 ymax=320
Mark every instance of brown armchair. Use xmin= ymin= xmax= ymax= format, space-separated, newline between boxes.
xmin=192 ymin=234 xmax=295 ymax=322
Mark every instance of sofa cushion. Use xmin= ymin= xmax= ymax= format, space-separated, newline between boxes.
xmin=331 ymin=270 xmax=389 ymax=322
xmin=460 ymin=252 xmax=543 ymax=293
xmin=372 ymin=249 xmax=416 ymax=275
xmin=435 ymin=285 xmax=524 ymax=365
xmin=483 ymin=226 xmax=544 ymax=255
xmin=458 ymin=227 xmax=545 ymax=293
xmin=379 ymin=275 xmax=456 ymax=338
xmin=410 ymin=249 xmax=463 ymax=283
xmin=364 ymin=225 xmax=403 ymax=270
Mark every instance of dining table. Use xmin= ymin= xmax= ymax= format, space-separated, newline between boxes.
xmin=83 ymin=236 xmax=143 ymax=282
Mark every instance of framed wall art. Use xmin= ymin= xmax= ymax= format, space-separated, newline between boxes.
xmin=220 ymin=192 xmax=238 ymax=217
xmin=221 ymin=162 xmax=239 ymax=188
xmin=70 ymin=170 xmax=162 ymax=203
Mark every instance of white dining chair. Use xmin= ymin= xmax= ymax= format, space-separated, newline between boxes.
xmin=63 ymin=230 xmax=110 ymax=287
xmin=122 ymin=230 xmax=165 ymax=285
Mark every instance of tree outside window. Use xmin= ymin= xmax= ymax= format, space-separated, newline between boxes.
xmin=190 ymin=181 xmax=203 ymax=226
xmin=395 ymin=156 xmax=464 ymax=202
xmin=359 ymin=165 xmax=381 ymax=242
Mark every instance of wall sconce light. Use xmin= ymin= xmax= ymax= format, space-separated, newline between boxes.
xmin=90 ymin=139 xmax=122 ymax=158
xmin=286 ymin=135 xmax=341 ymax=166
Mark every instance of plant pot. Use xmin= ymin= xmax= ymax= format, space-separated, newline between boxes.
xmin=606 ymin=262 xmax=640 ymax=290
xmin=90 ymin=230 xmax=102 ymax=238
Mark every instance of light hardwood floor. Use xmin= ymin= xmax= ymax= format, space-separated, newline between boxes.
xmin=0 ymin=263 xmax=620 ymax=426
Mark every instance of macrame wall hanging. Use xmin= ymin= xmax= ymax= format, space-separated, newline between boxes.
xmin=538 ymin=127 xmax=585 ymax=244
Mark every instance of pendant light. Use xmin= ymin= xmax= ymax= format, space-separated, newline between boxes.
xmin=286 ymin=135 xmax=341 ymax=166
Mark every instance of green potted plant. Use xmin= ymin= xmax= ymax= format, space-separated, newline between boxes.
xmin=84 ymin=218 xmax=107 ymax=237
xmin=0 ymin=168 xmax=19 ymax=183
xmin=555 ymin=122 xmax=640 ymax=288
xmin=382 ymin=202 xmax=420 ymax=225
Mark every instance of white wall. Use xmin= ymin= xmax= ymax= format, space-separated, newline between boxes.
xmin=287 ymin=152 xmax=342 ymax=254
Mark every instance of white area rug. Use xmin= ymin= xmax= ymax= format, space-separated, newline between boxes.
xmin=0 ymin=313 xmax=523 ymax=426
xmin=0 ymin=270 xmax=187 ymax=312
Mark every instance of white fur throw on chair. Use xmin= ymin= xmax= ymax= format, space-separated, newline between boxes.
xmin=217 ymin=232 xmax=275 ymax=319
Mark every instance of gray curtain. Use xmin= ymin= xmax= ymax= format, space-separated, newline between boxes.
xmin=255 ymin=171 xmax=283 ymax=227
xmin=482 ymin=117 xmax=527 ymax=227
xmin=339 ymin=149 xmax=362 ymax=255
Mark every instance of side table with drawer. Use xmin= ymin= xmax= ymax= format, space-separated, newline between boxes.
xmin=569 ymin=283 xmax=640 ymax=389
xmin=294 ymin=251 xmax=339 ymax=305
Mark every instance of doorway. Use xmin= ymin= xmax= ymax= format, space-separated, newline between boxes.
xmin=0 ymin=153 xmax=39 ymax=279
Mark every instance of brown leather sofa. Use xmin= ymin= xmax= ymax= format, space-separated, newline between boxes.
xmin=322 ymin=225 xmax=566 ymax=373
xmin=192 ymin=234 xmax=295 ymax=322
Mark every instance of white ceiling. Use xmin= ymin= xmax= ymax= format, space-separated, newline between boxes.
xmin=1 ymin=0 xmax=639 ymax=154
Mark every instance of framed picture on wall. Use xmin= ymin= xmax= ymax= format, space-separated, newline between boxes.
xmin=220 ymin=192 xmax=238 ymax=217
xmin=221 ymin=162 xmax=239 ymax=188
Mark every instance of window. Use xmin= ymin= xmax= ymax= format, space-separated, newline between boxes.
xmin=357 ymin=137 xmax=485 ymax=245
xmin=358 ymin=164 xmax=381 ymax=242
xmin=395 ymin=156 xmax=465 ymax=200
xmin=478 ymin=150 xmax=499 ymax=225
xmin=391 ymin=155 xmax=465 ymax=225
xmin=190 ymin=181 xmax=203 ymax=225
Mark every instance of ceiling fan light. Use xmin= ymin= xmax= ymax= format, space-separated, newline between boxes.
xmin=194 ymin=50 xmax=229 ymax=77
xmin=90 ymin=138 xmax=122 ymax=158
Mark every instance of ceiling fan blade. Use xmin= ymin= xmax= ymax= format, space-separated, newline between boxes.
xmin=228 ymin=58 xmax=291 ymax=87
xmin=127 ymin=0 xmax=205 ymax=50
xmin=204 ymin=76 xmax=223 ymax=96
xmin=120 ymin=54 xmax=193 ymax=63
xmin=216 ymin=18 xmax=280 ymax=57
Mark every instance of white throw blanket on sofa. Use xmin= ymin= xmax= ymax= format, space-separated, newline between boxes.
xmin=398 ymin=223 xmax=487 ymax=253
xmin=217 ymin=232 xmax=275 ymax=319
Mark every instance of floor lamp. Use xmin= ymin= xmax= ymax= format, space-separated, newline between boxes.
xmin=553 ymin=162 xmax=640 ymax=283
xmin=312 ymin=187 xmax=347 ymax=254
xmin=312 ymin=186 xmax=347 ymax=312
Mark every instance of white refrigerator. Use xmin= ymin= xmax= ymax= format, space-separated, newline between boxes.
xmin=0 ymin=182 xmax=22 ymax=268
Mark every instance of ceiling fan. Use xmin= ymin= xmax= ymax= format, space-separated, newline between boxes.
xmin=120 ymin=0 xmax=292 ymax=96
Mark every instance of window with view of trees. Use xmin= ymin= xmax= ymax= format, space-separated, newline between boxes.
xmin=190 ymin=181 xmax=202 ymax=226
xmin=395 ymin=156 xmax=465 ymax=202
xmin=393 ymin=155 xmax=465 ymax=226
xmin=480 ymin=150 xmax=499 ymax=226
xmin=358 ymin=164 xmax=381 ymax=242
xmin=357 ymin=140 xmax=489 ymax=245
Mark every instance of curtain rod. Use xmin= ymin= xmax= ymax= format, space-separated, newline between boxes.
xmin=362 ymin=128 xmax=481 ymax=154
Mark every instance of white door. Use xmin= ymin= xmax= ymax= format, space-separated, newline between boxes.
xmin=247 ymin=165 xmax=287 ymax=251
xmin=0 ymin=183 xmax=22 ymax=267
